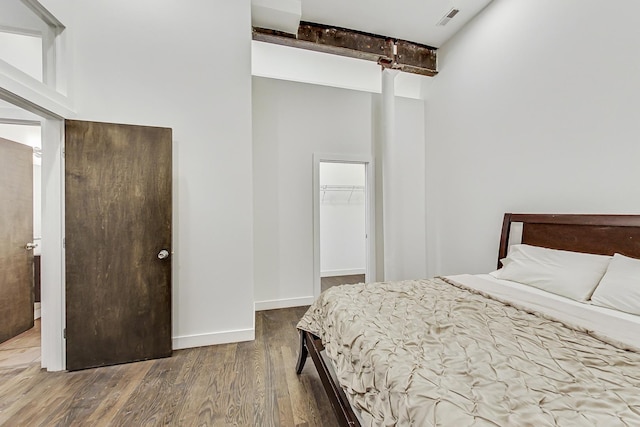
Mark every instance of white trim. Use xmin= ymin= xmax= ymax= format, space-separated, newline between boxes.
xmin=254 ymin=296 xmax=315 ymax=312
xmin=321 ymin=268 xmax=366 ymax=277
xmin=172 ymin=328 xmax=255 ymax=350
xmin=21 ymin=0 xmax=66 ymax=28
xmin=40 ymin=117 xmax=65 ymax=371
xmin=0 ymin=60 xmax=72 ymax=118
xmin=312 ymin=153 xmax=375 ymax=299
xmin=34 ymin=302 xmax=41 ymax=320
xmin=365 ymin=159 xmax=376 ymax=282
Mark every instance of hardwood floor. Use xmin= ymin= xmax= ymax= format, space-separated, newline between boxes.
xmin=0 ymin=319 xmax=40 ymax=369
xmin=0 ymin=308 xmax=338 ymax=426
xmin=321 ymin=274 xmax=365 ymax=293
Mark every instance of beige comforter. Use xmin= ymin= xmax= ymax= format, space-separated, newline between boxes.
xmin=297 ymin=278 xmax=640 ymax=426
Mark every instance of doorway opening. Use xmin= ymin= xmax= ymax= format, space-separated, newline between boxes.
xmin=319 ymin=162 xmax=366 ymax=292
xmin=313 ymin=154 xmax=375 ymax=297
xmin=0 ymin=114 xmax=42 ymax=368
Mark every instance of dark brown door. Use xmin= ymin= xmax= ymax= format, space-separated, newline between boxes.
xmin=65 ymin=120 xmax=172 ymax=371
xmin=0 ymin=137 xmax=34 ymax=344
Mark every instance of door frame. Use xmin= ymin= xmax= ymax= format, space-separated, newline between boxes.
xmin=0 ymin=99 xmax=68 ymax=372
xmin=312 ymin=153 xmax=375 ymax=298
xmin=1 ymin=0 xmax=75 ymax=372
xmin=40 ymin=117 xmax=65 ymax=372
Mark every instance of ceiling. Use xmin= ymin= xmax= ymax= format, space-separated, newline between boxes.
xmin=253 ymin=0 xmax=494 ymax=48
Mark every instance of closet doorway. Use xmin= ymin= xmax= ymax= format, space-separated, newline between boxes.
xmin=313 ymin=154 xmax=374 ymax=297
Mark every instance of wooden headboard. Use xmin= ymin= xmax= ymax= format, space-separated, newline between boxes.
xmin=498 ymin=213 xmax=640 ymax=268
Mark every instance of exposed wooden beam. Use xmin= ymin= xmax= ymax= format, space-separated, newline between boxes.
xmin=252 ymin=22 xmax=437 ymax=77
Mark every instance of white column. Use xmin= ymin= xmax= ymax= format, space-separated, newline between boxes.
xmin=381 ymin=69 xmax=399 ymax=281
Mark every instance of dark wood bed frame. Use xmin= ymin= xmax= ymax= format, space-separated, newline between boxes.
xmin=296 ymin=213 xmax=640 ymax=426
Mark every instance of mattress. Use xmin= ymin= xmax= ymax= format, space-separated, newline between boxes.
xmin=298 ymin=276 xmax=640 ymax=426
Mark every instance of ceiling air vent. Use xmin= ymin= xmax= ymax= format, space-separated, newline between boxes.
xmin=437 ymin=8 xmax=460 ymax=26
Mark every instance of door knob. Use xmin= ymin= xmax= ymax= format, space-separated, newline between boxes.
xmin=157 ymin=249 xmax=170 ymax=259
xmin=25 ymin=242 xmax=38 ymax=250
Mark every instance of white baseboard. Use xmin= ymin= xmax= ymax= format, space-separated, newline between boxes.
xmin=34 ymin=302 xmax=41 ymax=320
xmin=254 ymin=296 xmax=315 ymax=311
xmin=172 ymin=327 xmax=254 ymax=350
xmin=321 ymin=268 xmax=365 ymax=278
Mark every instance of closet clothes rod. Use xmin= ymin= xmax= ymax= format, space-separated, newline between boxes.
xmin=320 ymin=185 xmax=365 ymax=202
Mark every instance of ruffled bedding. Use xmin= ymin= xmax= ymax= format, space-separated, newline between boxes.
xmin=297 ymin=278 xmax=640 ymax=426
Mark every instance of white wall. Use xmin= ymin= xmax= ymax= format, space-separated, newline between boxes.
xmin=253 ymin=77 xmax=372 ymax=307
xmin=391 ymin=96 xmax=427 ymax=280
xmin=253 ymin=76 xmax=428 ymax=308
xmin=375 ymin=94 xmax=427 ymax=281
xmin=69 ymin=0 xmax=255 ymax=348
xmin=252 ymin=41 xmax=429 ymax=100
xmin=319 ymin=162 xmax=366 ymax=276
xmin=425 ymin=0 xmax=640 ymax=277
xmin=0 ymin=123 xmax=40 ymax=148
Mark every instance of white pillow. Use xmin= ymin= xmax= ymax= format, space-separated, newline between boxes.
xmin=496 ymin=244 xmax=611 ymax=301
xmin=591 ymin=253 xmax=640 ymax=315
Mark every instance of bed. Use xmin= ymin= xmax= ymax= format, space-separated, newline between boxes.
xmin=295 ymin=213 xmax=640 ymax=426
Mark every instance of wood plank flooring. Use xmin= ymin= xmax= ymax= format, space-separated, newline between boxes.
xmin=0 ymin=308 xmax=338 ymax=426
xmin=0 ymin=319 xmax=40 ymax=369
xmin=321 ymin=274 xmax=365 ymax=293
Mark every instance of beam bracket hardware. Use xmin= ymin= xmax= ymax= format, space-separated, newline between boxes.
xmin=253 ymin=22 xmax=438 ymax=77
